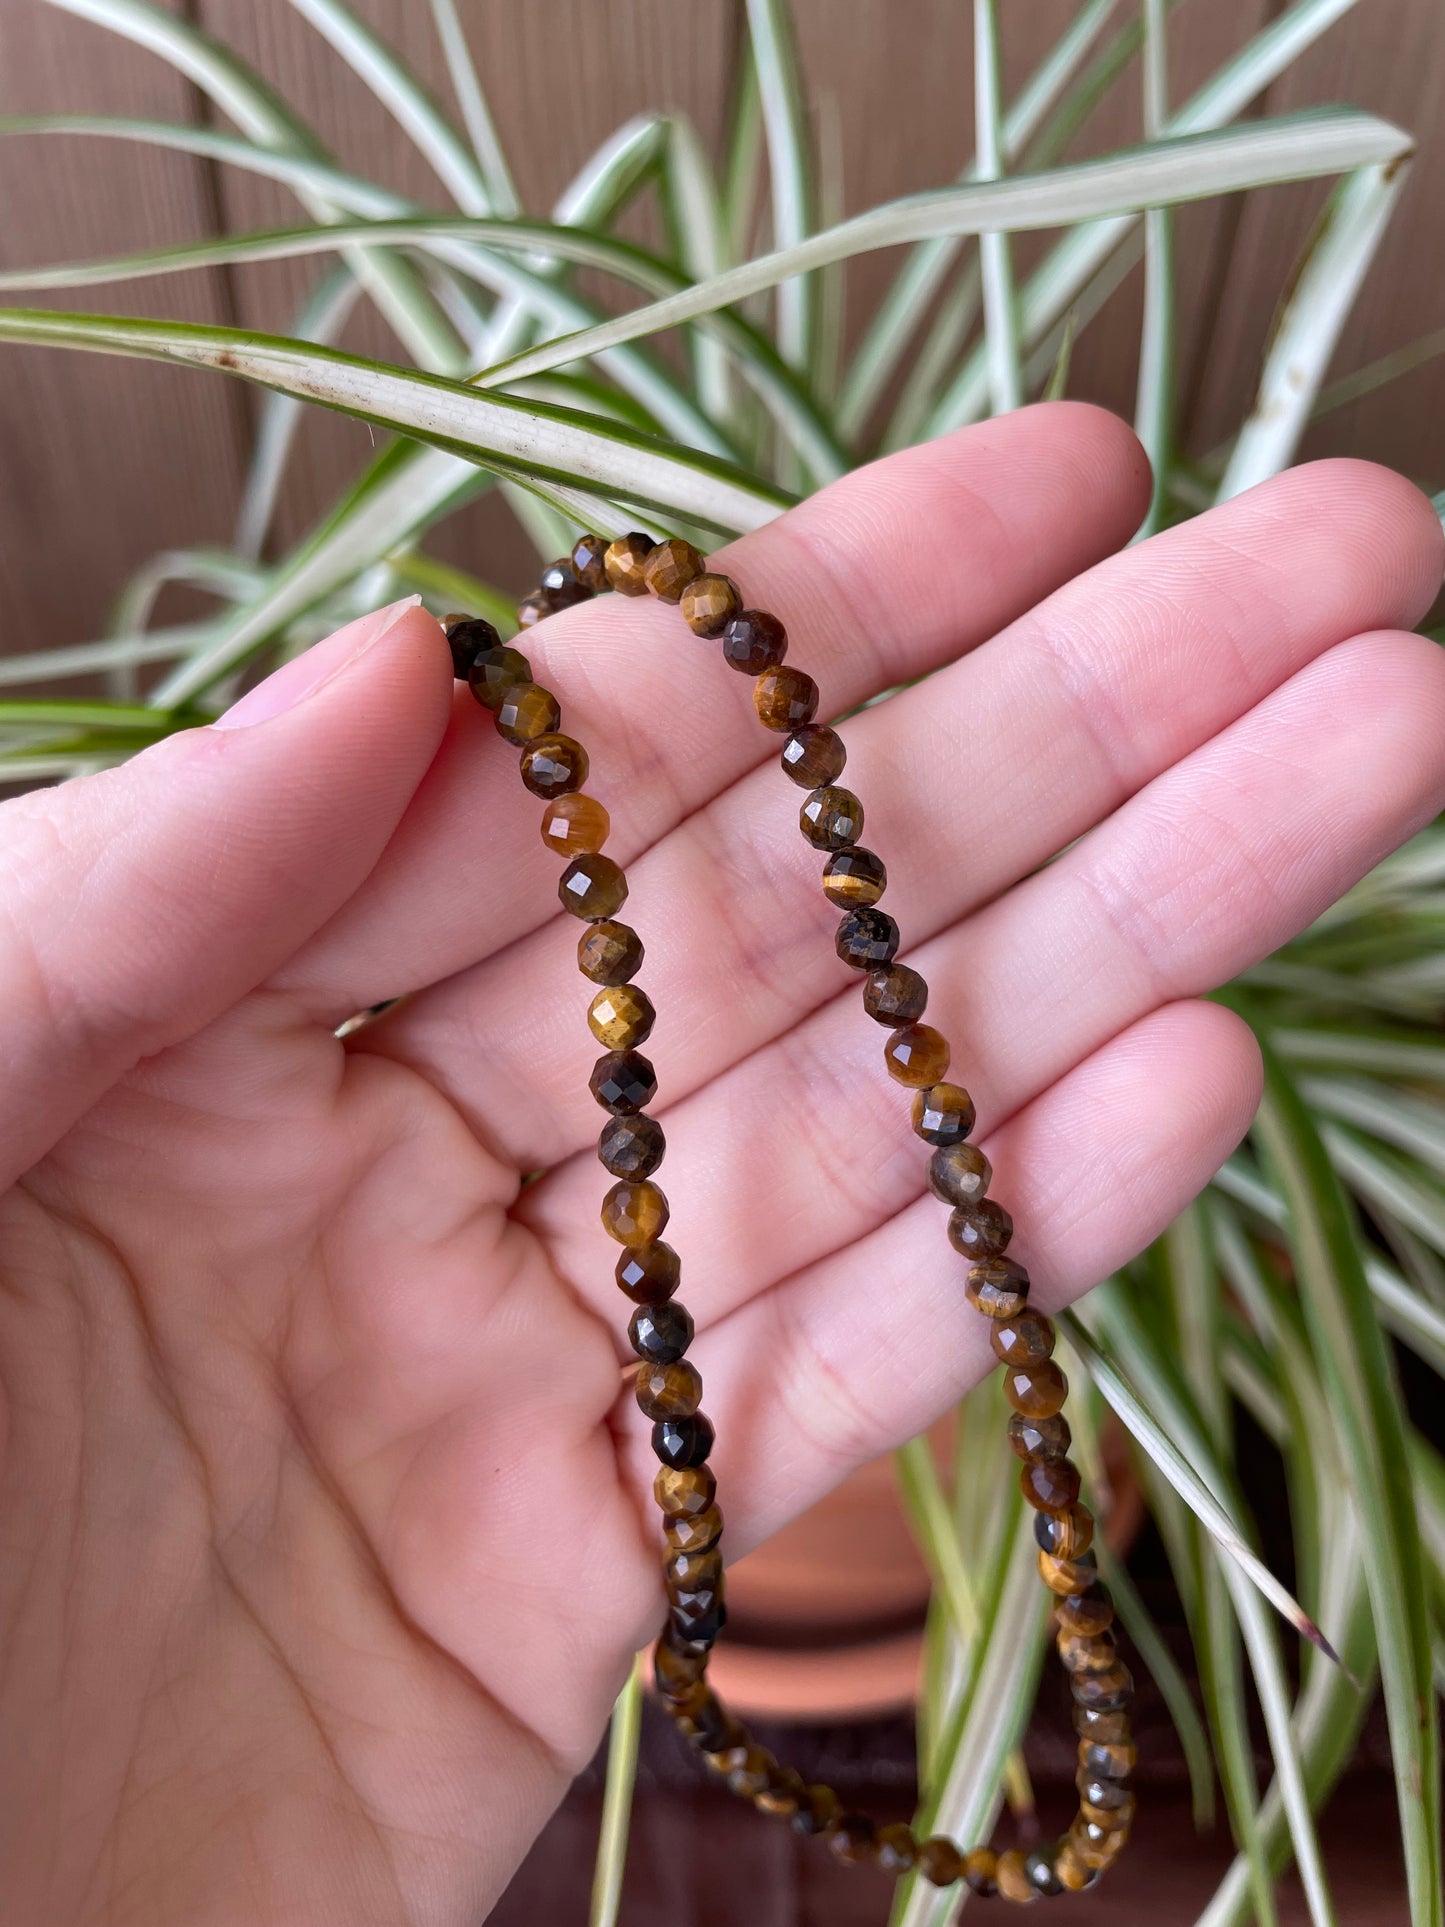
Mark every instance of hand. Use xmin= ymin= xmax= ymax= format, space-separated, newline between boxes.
xmin=1 ymin=404 xmax=1441 ymax=1926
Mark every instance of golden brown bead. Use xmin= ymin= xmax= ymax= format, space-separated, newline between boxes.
xmin=1081 ymin=1738 xmax=1137 ymax=1779
xmin=916 ymin=1836 xmax=964 ymax=1886
xmin=589 ymin=1050 xmax=656 ymax=1114
xmin=600 ymin=1112 xmax=666 ymax=1179
xmin=571 ymin=532 xmax=608 ymax=592
xmin=1005 ymin=1358 xmax=1068 ymax=1417
xmin=680 ymin=572 xmax=741 ymax=636
xmin=1058 ymin=1582 xmax=1115 ymax=1637
xmin=781 ymin=724 xmax=846 ymax=788
xmin=1074 ymin=1704 xmax=1131 ymax=1745
xmin=863 ymin=962 xmax=927 ymax=1026
xmin=653 ymin=1638 xmax=706 ymax=1697
xmin=1058 ymin=1628 xmax=1117 ymax=1676
xmin=1039 ymin=1550 xmax=1099 ymax=1596
xmin=520 ymin=732 xmax=589 ymax=799
xmin=661 ymin=1675 xmax=711 ymax=1721
xmin=665 ymin=1543 xmax=723 ymax=1597
xmin=912 ymin=1082 xmax=976 ymax=1145
xmin=1054 ymin=1840 xmax=1098 ymax=1893
xmin=828 ymin=1814 xmax=877 ymax=1866
xmin=967 ymin=1258 xmax=1032 ymax=1319
xmin=791 ymin=1783 xmax=841 ymax=1837
xmin=885 ymin=1023 xmax=950 ymax=1088
xmin=991 ymin=1310 xmax=1056 ymax=1369
xmin=1072 ymin=1662 xmax=1133 ymax=1711
xmin=1070 ymin=1818 xmax=1128 ymax=1871
xmin=588 ymin=984 xmax=655 ymax=1050
xmin=468 ymin=642 xmax=531 ymax=710
xmin=1009 ymin=1411 xmax=1071 ymax=1463
xmin=655 ymin=1462 xmax=716 ymax=1516
xmin=964 ymin=1847 xmax=1000 ymax=1896
xmin=755 ymin=1765 xmax=808 ymax=1819
xmin=754 ymin=665 xmax=818 ymax=731
xmin=645 ymin=537 xmax=706 ymax=602
xmin=1036 ymin=1503 xmax=1096 ymax=1561
xmin=496 ymin=681 xmax=561 ymax=745
xmin=948 ymin=1198 xmax=1013 ymax=1260
xmin=726 ymin=1744 xmax=774 ymax=1798
xmin=516 ymin=593 xmax=549 ymax=628
xmin=664 ymin=1502 xmax=723 ymax=1553
xmin=617 ymin=1240 xmax=681 ymax=1305
xmin=560 ymin=852 xmax=629 ymax=920
xmin=876 ymin=1823 xmax=918 ymax=1873
xmin=1022 ymin=1457 xmax=1083 ymax=1514
xmin=604 ymin=531 xmax=654 ymax=595
xmin=629 ymin=1298 xmax=691 ymax=1364
xmin=541 ymin=791 xmax=610 ymax=857
xmin=683 ymin=1692 xmax=742 ymax=1754
xmin=722 ymin=609 xmax=787 ymax=675
xmin=995 ymin=1848 xmax=1038 ymax=1904
xmin=602 ymin=1177 xmax=669 ymax=1246
xmin=928 ymin=1141 xmax=991 ymax=1205
xmin=578 ymin=919 xmax=644 ymax=985
xmin=800 ymin=784 xmax=863 ymax=849
xmin=835 ymin=907 xmax=899 ymax=969
xmin=823 ymin=847 xmax=887 ymax=907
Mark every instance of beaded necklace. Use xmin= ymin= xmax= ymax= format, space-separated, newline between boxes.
xmin=444 ymin=529 xmax=1135 ymax=1904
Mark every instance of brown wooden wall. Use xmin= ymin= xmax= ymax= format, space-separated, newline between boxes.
xmin=0 ymin=0 xmax=1440 ymax=656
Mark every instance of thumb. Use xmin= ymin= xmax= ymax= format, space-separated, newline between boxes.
xmin=0 ymin=598 xmax=451 ymax=1189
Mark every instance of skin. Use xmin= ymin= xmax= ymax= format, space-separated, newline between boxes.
xmin=0 ymin=403 xmax=1441 ymax=1925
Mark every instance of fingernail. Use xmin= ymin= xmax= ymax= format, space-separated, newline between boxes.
xmin=214 ymin=597 xmax=421 ymax=729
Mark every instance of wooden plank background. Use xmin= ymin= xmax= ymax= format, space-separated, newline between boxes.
xmin=0 ymin=0 xmax=1440 ymax=658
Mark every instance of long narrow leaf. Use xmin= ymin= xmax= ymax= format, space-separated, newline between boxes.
xmin=972 ymin=0 xmax=1023 ymax=414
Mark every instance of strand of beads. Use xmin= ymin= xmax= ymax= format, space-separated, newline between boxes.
xmin=441 ymin=528 xmax=1135 ymax=1902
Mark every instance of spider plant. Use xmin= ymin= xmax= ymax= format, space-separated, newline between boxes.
xmin=0 ymin=3 xmax=1441 ymax=1923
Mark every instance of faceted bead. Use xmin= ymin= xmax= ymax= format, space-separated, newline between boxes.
xmin=520 ymin=732 xmax=588 ymax=799
xmin=578 ymin=919 xmax=644 ymax=985
xmin=664 ymin=1503 xmax=723 ymax=1553
xmin=1039 ymin=1550 xmax=1099 ymax=1597
xmin=755 ymin=1764 xmax=808 ymax=1819
xmin=823 ymin=846 xmax=886 ymax=908
xmin=468 ymin=643 xmax=532 ymax=710
xmin=1023 ymin=1458 xmax=1083 ymax=1515
xmin=781 ymin=724 xmax=846 ymax=788
xmin=571 ymin=531 xmax=608 ymax=592
xmin=666 ymin=1542 xmax=723 ymax=1596
xmin=600 ymin=1112 xmax=667 ymax=1179
xmin=1058 ymin=1582 xmax=1115 ymax=1638
xmin=653 ymin=1638 xmax=706 ymax=1697
xmin=1071 ymin=1818 xmax=1128 ymax=1871
xmin=1054 ymin=1840 xmax=1099 ymax=1893
xmin=885 ymin=1023 xmax=950 ymax=1087
xmin=948 ymin=1199 xmax=1013 ymax=1260
xmin=927 ymin=1141 xmax=992 ymax=1206
xmin=1081 ymin=1739 xmax=1136 ymax=1779
xmin=912 ymin=1083 xmax=976 ymax=1145
xmin=589 ymin=1050 xmax=656 ymax=1114
xmin=916 ymin=1836 xmax=964 ymax=1886
xmin=1009 ymin=1411 xmax=1072 ymax=1463
xmin=1078 ymin=1773 xmax=1135 ymax=1818
xmin=754 ymin=666 xmax=818 ymax=731
xmin=686 ymin=1693 xmax=741 ymax=1754
xmin=638 ymin=1358 xmax=702 ymax=1420
xmin=1025 ymin=1850 xmax=1064 ymax=1899
xmin=616 ymin=1240 xmax=681 ymax=1305
xmin=496 ymin=681 xmax=561 ymax=745
xmin=654 ymin=1411 xmax=714 ymax=1468
xmin=1005 ymin=1358 xmax=1067 ymax=1417
xmin=1036 ymin=1503 xmax=1095 ymax=1561
xmin=560 ymin=852 xmax=628 ymax=921
xmin=672 ymin=1583 xmax=726 ymax=1645
xmin=967 ymin=1258 xmax=1032 ymax=1319
xmin=516 ymin=594 xmax=549 ymax=628
xmin=679 ymin=572 xmax=741 ymax=636
xmin=863 ymin=962 xmax=927 ymax=1026
xmin=964 ymin=1848 xmax=1000 ymax=1896
xmin=828 ymin=1814 xmax=877 ymax=1866
xmin=991 ymin=1310 xmax=1055 ymax=1369
xmin=876 ymin=1823 xmax=918 ymax=1873
xmin=801 ymin=784 xmax=863 ymax=849
xmin=542 ymin=791 xmax=610 ymax=857
xmin=645 ymin=537 xmax=706 ymax=602
xmin=835 ymin=907 xmax=900 ymax=970
xmin=1074 ymin=1705 xmax=1131 ymax=1746
xmin=995 ymin=1848 xmax=1038 ymax=1904
xmin=654 ymin=1462 xmax=716 ymax=1516
xmin=588 ymin=984 xmax=655 ymax=1050
xmin=446 ymin=615 xmax=501 ymax=679
xmin=539 ymin=557 xmax=590 ymax=610
xmin=791 ymin=1783 xmax=841 ymax=1837
xmin=604 ymin=531 xmax=654 ymax=595
xmin=602 ymin=1177 xmax=669 ymax=1246
xmin=726 ymin=1745 xmax=774 ymax=1799
xmin=1071 ymin=1662 xmax=1133 ymax=1712
xmin=628 ymin=1299 xmax=692 ymax=1364
xmin=721 ymin=609 xmax=787 ymax=675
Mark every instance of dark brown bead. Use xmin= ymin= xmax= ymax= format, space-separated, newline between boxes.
xmin=1025 ymin=1850 xmax=1065 ymax=1899
xmin=666 ymin=1543 xmax=723 ymax=1596
xmin=588 ymin=984 xmax=655 ymax=1050
xmin=967 ymin=1256 xmax=1031 ymax=1318
xmin=617 ymin=1240 xmax=681 ymax=1305
xmin=520 ymin=732 xmax=588 ymax=799
xmin=539 ymin=557 xmax=590 ymax=610
xmin=495 ymin=681 xmax=561 ymax=745
xmin=994 ymin=1849 xmax=1036 ymax=1904
xmin=685 ymin=1692 xmax=741 ymax=1754
xmin=1022 ymin=1456 xmax=1083 ymax=1515
xmin=1058 ymin=1582 xmax=1115 ymax=1638
xmin=916 ymin=1836 xmax=964 ymax=1886
xmin=654 ymin=1463 xmax=716 ymax=1516
xmin=822 ymin=846 xmax=886 ymax=907
xmin=602 ymin=1178 xmax=669 ymax=1246
xmin=828 ymin=1813 xmax=876 ymax=1866
xmin=835 ymin=907 xmax=899 ymax=969
xmin=781 ymin=724 xmax=846 ymax=788
xmin=721 ymin=608 xmax=787 ymax=675
xmin=446 ymin=615 xmax=501 ymax=679
xmin=628 ymin=1298 xmax=692 ymax=1363
xmin=876 ymin=1823 xmax=918 ymax=1873
xmin=468 ymin=643 xmax=532 ymax=710
xmin=863 ymin=962 xmax=927 ymax=1026
xmin=516 ymin=594 xmax=549 ymax=628
xmin=725 ymin=1744 xmax=773 ymax=1799
xmin=754 ymin=665 xmax=818 ymax=731
xmin=671 ymin=1582 xmax=726 ymax=1645
xmin=1077 ymin=1769 xmax=1133 ymax=1815
xmin=791 ymin=1784 xmax=841 ymax=1837
xmin=589 ymin=1050 xmax=656 ymax=1114
xmin=1036 ymin=1504 xmax=1096 ymax=1561
xmin=541 ymin=792 xmax=610 ymax=857
xmin=927 ymin=1141 xmax=991 ymax=1205
xmin=638 ymin=1358 xmax=703 ymax=1419
xmin=664 ymin=1502 xmax=722 ymax=1553
xmin=654 ymin=1411 xmax=714 ymax=1468
xmin=992 ymin=1310 xmax=1055 ymax=1368
xmin=560 ymin=852 xmax=628 ymax=921
xmin=1005 ymin=1357 xmax=1067 ymax=1418
xmin=948 ymin=1198 xmax=1014 ymax=1260
xmin=604 ymin=531 xmax=654 ymax=595
xmin=600 ymin=1112 xmax=667 ymax=1179
xmin=578 ymin=919 xmax=644 ymax=985
xmin=801 ymin=784 xmax=863 ymax=849
xmin=679 ymin=572 xmax=741 ymax=636
xmin=885 ymin=1022 xmax=950 ymax=1087
xmin=964 ymin=1848 xmax=1000 ymax=1896
xmin=1074 ymin=1705 xmax=1131 ymax=1745
xmin=755 ymin=1764 xmax=808 ymax=1819
xmin=1039 ymin=1549 xmax=1098 ymax=1596
xmin=1071 ymin=1661 xmax=1133 ymax=1712
xmin=1080 ymin=1738 xmax=1136 ymax=1779
xmin=571 ymin=532 xmax=608 ymax=592
xmin=1009 ymin=1411 xmax=1071 ymax=1463
xmin=653 ymin=1638 xmax=706 ymax=1697
xmin=645 ymin=538 xmax=706 ymax=602
xmin=912 ymin=1082 xmax=976 ymax=1144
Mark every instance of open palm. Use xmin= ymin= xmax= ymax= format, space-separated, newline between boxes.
xmin=1 ymin=405 xmax=1441 ymax=1927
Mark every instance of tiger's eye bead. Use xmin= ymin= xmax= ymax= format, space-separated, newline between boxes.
xmin=1072 ymin=1662 xmax=1133 ymax=1711
xmin=1005 ymin=1358 xmax=1068 ymax=1417
xmin=1036 ymin=1503 xmax=1095 ymax=1561
xmin=864 ymin=962 xmax=927 ymax=1026
xmin=539 ymin=557 xmax=590 ymax=610
xmin=653 ymin=1638 xmax=706 ymax=1697
xmin=655 ymin=1462 xmax=716 ymax=1516
xmin=754 ymin=665 xmax=818 ymax=731
xmin=468 ymin=643 xmax=532 ymax=710
xmin=679 ymin=572 xmax=741 ymax=636
xmin=541 ymin=792 xmax=610 ymax=856
xmin=968 ymin=1258 xmax=1032 ymax=1319
xmin=638 ymin=1357 xmax=698 ymax=1426
xmin=666 ymin=1543 xmax=723 ymax=1595
xmin=876 ymin=1823 xmax=918 ymax=1873
xmin=1081 ymin=1738 xmax=1137 ymax=1779
xmin=645 ymin=537 xmax=706 ymax=602
xmin=1025 ymin=1850 xmax=1064 ymax=1899
xmin=1021 ymin=1455 xmax=1082 ymax=1516
xmin=1074 ymin=1705 xmax=1131 ymax=1745
xmin=520 ymin=732 xmax=588 ymax=799
xmin=560 ymin=852 xmax=629 ymax=920
xmin=686 ymin=1693 xmax=742 ymax=1755
xmin=654 ymin=1411 xmax=715 ymax=1468
xmin=724 ymin=1744 xmax=773 ymax=1798
xmin=446 ymin=615 xmax=501 ymax=679
xmin=496 ymin=681 xmax=561 ymax=745
xmin=588 ymin=984 xmax=655 ymax=1051
xmin=672 ymin=1582 xmax=726 ymax=1645
xmin=928 ymin=1141 xmax=992 ymax=1205
xmin=1078 ymin=1774 xmax=1135 ymax=1819
xmin=1071 ymin=1818 xmax=1128 ymax=1871
xmin=721 ymin=608 xmax=787 ymax=675
xmin=578 ymin=919 xmax=644 ymax=985
xmin=948 ymin=1198 xmax=1013 ymax=1260
xmin=756 ymin=1764 xmax=808 ymax=1819
xmin=590 ymin=1050 xmax=656 ymax=1115
xmin=912 ymin=1082 xmax=976 ymax=1145
xmin=828 ymin=1814 xmax=877 ymax=1866
xmin=916 ymin=1836 xmax=964 ymax=1886
xmin=600 ymin=1112 xmax=667 ymax=1179
xmin=1039 ymin=1550 xmax=1099 ymax=1596
xmin=995 ymin=1848 xmax=1038 ymax=1904
xmin=1058 ymin=1582 xmax=1115 ymax=1638
xmin=629 ymin=1299 xmax=692 ymax=1363
xmin=992 ymin=1310 xmax=1056 ymax=1368
xmin=1058 ymin=1628 xmax=1117 ymax=1678
xmin=604 ymin=531 xmax=655 ymax=595
xmin=516 ymin=593 xmax=549 ymax=628
xmin=801 ymin=784 xmax=863 ymax=849
xmin=781 ymin=723 xmax=846 ymax=788
xmin=964 ymin=1848 xmax=1000 ymax=1896
xmin=823 ymin=847 xmax=887 ymax=907
xmin=836 ymin=907 xmax=900 ymax=969
xmin=791 ymin=1783 xmax=841 ymax=1837
xmin=617 ymin=1240 xmax=681 ymax=1306
xmin=885 ymin=1023 xmax=950 ymax=1088
xmin=602 ymin=1177 xmax=669 ymax=1246
xmin=664 ymin=1502 xmax=723 ymax=1553
xmin=571 ymin=532 xmax=608 ymax=592
xmin=1054 ymin=1839 xmax=1100 ymax=1892
xmin=1009 ymin=1411 xmax=1072 ymax=1463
